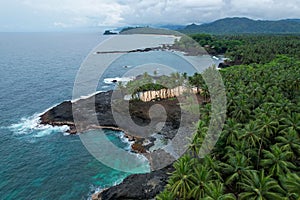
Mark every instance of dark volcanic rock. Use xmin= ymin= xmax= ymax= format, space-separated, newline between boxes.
xmin=40 ymin=101 xmax=74 ymax=124
xmin=40 ymin=90 xmax=183 ymax=135
xmin=96 ymin=165 xmax=174 ymax=200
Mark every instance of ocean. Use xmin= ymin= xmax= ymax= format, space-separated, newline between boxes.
xmin=0 ymin=32 xmax=217 ymax=199
xmin=0 ymin=32 xmax=135 ymax=199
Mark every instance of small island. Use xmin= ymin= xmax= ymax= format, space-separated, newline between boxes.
xmin=103 ymin=30 xmax=118 ymax=35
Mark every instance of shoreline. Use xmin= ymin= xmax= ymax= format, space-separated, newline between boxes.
xmin=39 ymin=89 xmax=203 ymax=199
xmin=39 ymin=34 xmax=208 ymax=199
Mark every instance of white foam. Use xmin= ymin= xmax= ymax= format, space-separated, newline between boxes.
xmin=101 ymin=85 xmax=110 ymax=89
xmin=104 ymin=77 xmax=134 ymax=84
xmin=118 ymin=132 xmax=134 ymax=151
xmin=113 ymin=131 xmax=149 ymax=166
xmin=87 ymin=177 xmax=125 ymax=200
xmin=71 ymin=91 xmax=103 ymax=103
xmin=9 ymin=113 xmax=70 ymax=138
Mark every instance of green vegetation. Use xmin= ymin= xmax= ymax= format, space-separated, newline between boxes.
xmin=181 ymin=17 xmax=300 ymax=34
xmin=156 ymin=56 xmax=300 ymax=199
xmin=119 ymin=72 xmax=187 ymax=98
xmin=224 ymin=35 xmax=300 ymax=64
xmin=188 ymin=34 xmax=300 ymax=65
xmin=189 ymin=34 xmax=243 ymax=55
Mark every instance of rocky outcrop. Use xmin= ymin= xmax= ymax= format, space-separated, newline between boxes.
xmin=93 ymin=165 xmax=174 ymax=200
xmin=40 ymin=90 xmax=184 ymax=135
xmin=40 ymin=91 xmax=118 ymax=134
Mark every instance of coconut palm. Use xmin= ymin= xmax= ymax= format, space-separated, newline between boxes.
xmin=203 ymin=155 xmax=223 ymax=181
xmin=167 ymin=155 xmax=194 ymax=199
xmin=276 ymin=129 xmax=300 ymax=157
xmin=239 ymin=120 xmax=260 ymax=148
xmin=230 ymin=98 xmax=251 ymax=123
xmin=280 ymin=173 xmax=300 ymax=200
xmin=260 ymin=145 xmax=296 ymax=177
xmin=220 ymin=152 xmax=253 ymax=186
xmin=223 ymin=141 xmax=257 ymax=162
xmin=257 ymin=113 xmax=279 ymax=139
xmin=220 ymin=118 xmax=241 ymax=146
xmin=256 ymin=114 xmax=279 ymax=167
xmin=279 ymin=113 xmax=300 ymax=133
xmin=239 ymin=170 xmax=285 ymax=200
xmin=203 ymin=181 xmax=236 ymax=200
xmin=156 ymin=190 xmax=175 ymax=200
xmin=189 ymin=165 xmax=213 ymax=199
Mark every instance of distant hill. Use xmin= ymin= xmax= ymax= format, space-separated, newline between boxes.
xmin=158 ymin=25 xmax=186 ymax=30
xmin=119 ymin=27 xmax=181 ymax=35
xmin=181 ymin=17 xmax=300 ymax=34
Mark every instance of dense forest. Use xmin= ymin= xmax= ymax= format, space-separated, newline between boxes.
xmin=155 ymin=55 xmax=300 ymax=199
xmin=188 ymin=34 xmax=300 ymax=65
xmin=181 ymin=17 xmax=300 ymax=34
xmin=153 ymin=35 xmax=300 ymax=199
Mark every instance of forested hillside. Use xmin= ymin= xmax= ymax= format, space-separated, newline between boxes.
xmin=156 ymin=34 xmax=300 ymax=199
xmin=181 ymin=17 xmax=300 ymax=34
xmin=189 ymin=34 xmax=300 ymax=65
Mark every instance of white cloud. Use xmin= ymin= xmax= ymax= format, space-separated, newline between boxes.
xmin=53 ymin=22 xmax=70 ymax=28
xmin=2 ymin=0 xmax=300 ymax=30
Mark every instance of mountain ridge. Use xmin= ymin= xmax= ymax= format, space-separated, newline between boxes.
xmin=180 ymin=17 xmax=300 ymax=34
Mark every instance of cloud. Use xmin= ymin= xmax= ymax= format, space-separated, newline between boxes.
xmin=2 ymin=0 xmax=300 ymax=30
xmin=53 ymin=22 xmax=70 ymax=28
xmin=20 ymin=0 xmax=129 ymax=27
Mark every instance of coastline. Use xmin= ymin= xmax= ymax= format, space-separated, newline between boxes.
xmin=38 ymin=33 xmax=208 ymax=199
xmin=39 ymin=89 xmax=203 ymax=199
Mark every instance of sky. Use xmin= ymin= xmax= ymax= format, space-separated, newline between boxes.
xmin=0 ymin=0 xmax=300 ymax=31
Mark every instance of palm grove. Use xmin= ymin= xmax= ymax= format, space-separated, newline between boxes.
xmin=154 ymin=35 xmax=300 ymax=199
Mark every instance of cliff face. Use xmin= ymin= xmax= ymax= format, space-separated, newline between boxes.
xmin=138 ymin=86 xmax=199 ymax=102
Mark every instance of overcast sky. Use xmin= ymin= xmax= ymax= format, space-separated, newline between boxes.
xmin=1 ymin=0 xmax=300 ymax=31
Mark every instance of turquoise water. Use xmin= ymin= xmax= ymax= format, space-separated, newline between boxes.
xmin=0 ymin=32 xmax=135 ymax=199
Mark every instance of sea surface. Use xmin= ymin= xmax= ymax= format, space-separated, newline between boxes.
xmin=0 ymin=32 xmax=217 ymax=199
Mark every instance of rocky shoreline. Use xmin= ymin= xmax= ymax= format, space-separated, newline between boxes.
xmin=40 ymin=90 xmax=184 ymax=152
xmin=92 ymin=164 xmax=174 ymax=200
xmin=40 ymin=90 xmax=202 ymax=199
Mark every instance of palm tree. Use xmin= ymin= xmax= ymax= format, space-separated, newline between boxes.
xmin=203 ymin=155 xmax=223 ymax=181
xmin=239 ymin=120 xmax=260 ymax=148
xmin=230 ymin=98 xmax=251 ymax=123
xmin=203 ymin=181 xmax=236 ymax=200
xmin=279 ymin=113 xmax=300 ymax=133
xmin=276 ymin=129 xmax=300 ymax=158
xmin=280 ymin=173 xmax=300 ymax=200
xmin=201 ymin=83 xmax=210 ymax=102
xmin=220 ymin=118 xmax=241 ymax=146
xmin=257 ymin=113 xmax=279 ymax=139
xmin=238 ymin=170 xmax=285 ymax=200
xmin=257 ymin=114 xmax=279 ymax=168
xmin=223 ymin=141 xmax=257 ymax=162
xmin=189 ymin=165 xmax=213 ymax=199
xmin=260 ymin=145 xmax=296 ymax=177
xmin=167 ymin=155 xmax=194 ymax=199
xmin=156 ymin=190 xmax=175 ymax=200
xmin=220 ymin=152 xmax=253 ymax=186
